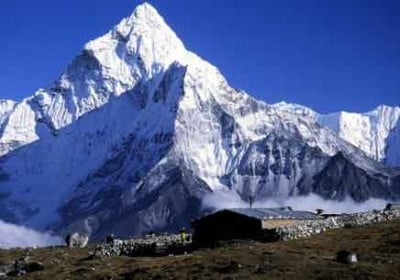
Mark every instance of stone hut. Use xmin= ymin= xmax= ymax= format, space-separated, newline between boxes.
xmin=385 ymin=203 xmax=400 ymax=211
xmin=192 ymin=207 xmax=321 ymax=245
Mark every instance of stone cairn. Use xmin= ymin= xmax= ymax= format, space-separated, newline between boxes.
xmin=275 ymin=208 xmax=400 ymax=241
xmin=93 ymin=233 xmax=192 ymax=258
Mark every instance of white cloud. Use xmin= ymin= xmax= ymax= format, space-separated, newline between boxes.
xmin=201 ymin=190 xmax=248 ymax=210
xmin=0 ymin=220 xmax=63 ymax=249
xmin=202 ymin=191 xmax=390 ymax=214
xmin=255 ymin=194 xmax=389 ymax=214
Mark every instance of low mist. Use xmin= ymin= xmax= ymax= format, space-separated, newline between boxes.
xmin=202 ymin=191 xmax=391 ymax=214
xmin=0 ymin=220 xmax=63 ymax=249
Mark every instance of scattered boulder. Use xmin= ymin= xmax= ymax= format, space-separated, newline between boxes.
xmin=0 ymin=258 xmax=45 ymax=278
xmin=65 ymin=233 xmax=89 ymax=248
xmin=217 ymin=260 xmax=242 ymax=273
xmin=13 ymin=258 xmax=27 ymax=276
xmin=26 ymin=262 xmax=45 ymax=273
xmin=336 ymin=250 xmax=358 ymax=264
xmin=105 ymin=234 xmax=115 ymax=244
xmin=0 ymin=262 xmax=13 ymax=275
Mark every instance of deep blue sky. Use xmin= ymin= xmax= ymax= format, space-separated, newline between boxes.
xmin=1 ymin=0 xmax=399 ymax=113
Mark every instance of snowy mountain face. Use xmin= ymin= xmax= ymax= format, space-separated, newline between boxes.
xmin=0 ymin=3 xmax=399 ymax=238
xmin=273 ymin=102 xmax=400 ymax=167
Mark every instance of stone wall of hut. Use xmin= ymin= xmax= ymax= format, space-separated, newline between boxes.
xmin=261 ymin=219 xmax=299 ymax=229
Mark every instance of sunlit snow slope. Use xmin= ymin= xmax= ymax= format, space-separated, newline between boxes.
xmin=0 ymin=3 xmax=399 ymax=237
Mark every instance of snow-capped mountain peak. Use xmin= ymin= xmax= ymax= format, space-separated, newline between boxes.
xmin=126 ymin=2 xmax=169 ymax=28
xmin=0 ymin=3 xmax=189 ymax=155
xmin=272 ymin=101 xmax=400 ymax=166
xmin=0 ymin=3 xmax=399 ymax=238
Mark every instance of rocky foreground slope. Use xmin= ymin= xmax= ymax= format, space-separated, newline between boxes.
xmin=0 ymin=3 xmax=399 ymax=238
xmin=1 ymin=219 xmax=400 ymax=279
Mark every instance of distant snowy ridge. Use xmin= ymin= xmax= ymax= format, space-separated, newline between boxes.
xmin=0 ymin=3 xmax=399 ymax=238
xmin=273 ymin=102 xmax=400 ymax=166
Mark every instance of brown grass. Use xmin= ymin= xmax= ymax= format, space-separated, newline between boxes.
xmin=1 ymin=220 xmax=400 ymax=279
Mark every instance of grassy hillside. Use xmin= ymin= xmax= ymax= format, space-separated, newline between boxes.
xmin=1 ymin=220 xmax=400 ymax=279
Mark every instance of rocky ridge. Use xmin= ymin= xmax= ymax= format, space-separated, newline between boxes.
xmin=273 ymin=102 xmax=400 ymax=166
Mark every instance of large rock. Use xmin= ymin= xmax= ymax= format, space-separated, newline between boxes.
xmin=65 ymin=233 xmax=89 ymax=248
xmin=0 ymin=258 xmax=44 ymax=278
xmin=336 ymin=250 xmax=358 ymax=264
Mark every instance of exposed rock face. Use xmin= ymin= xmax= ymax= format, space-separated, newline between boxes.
xmin=0 ymin=3 xmax=399 ymax=238
xmin=300 ymin=152 xmax=397 ymax=201
xmin=273 ymin=102 xmax=400 ymax=166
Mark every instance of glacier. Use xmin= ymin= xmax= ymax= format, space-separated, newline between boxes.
xmin=0 ymin=3 xmax=399 ymax=238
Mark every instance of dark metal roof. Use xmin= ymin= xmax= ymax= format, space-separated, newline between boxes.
xmin=224 ymin=207 xmax=320 ymax=220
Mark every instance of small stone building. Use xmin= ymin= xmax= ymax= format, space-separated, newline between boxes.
xmin=192 ymin=207 xmax=321 ymax=245
xmin=385 ymin=203 xmax=400 ymax=211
